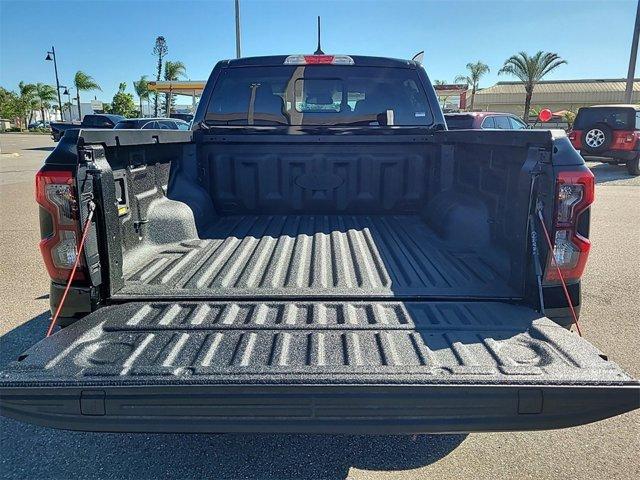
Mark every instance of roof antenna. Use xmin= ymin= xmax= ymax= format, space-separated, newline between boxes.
xmin=314 ymin=16 xmax=324 ymax=55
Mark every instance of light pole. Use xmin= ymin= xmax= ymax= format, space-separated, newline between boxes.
xmin=45 ymin=47 xmax=63 ymax=121
xmin=624 ymin=0 xmax=640 ymax=103
xmin=235 ymin=0 xmax=241 ymax=58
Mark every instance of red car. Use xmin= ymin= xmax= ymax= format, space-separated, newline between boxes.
xmin=444 ymin=111 xmax=529 ymax=130
xmin=568 ymin=105 xmax=640 ymax=176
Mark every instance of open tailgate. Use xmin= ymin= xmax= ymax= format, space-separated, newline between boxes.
xmin=1 ymin=301 xmax=638 ymax=433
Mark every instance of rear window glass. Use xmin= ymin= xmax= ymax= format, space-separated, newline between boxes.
xmin=574 ymin=108 xmax=635 ymax=130
xmin=445 ymin=115 xmax=474 ymax=129
xmin=494 ymin=116 xmax=511 ymax=129
xmin=481 ymin=116 xmax=495 ymax=128
xmin=205 ymin=65 xmax=433 ymax=127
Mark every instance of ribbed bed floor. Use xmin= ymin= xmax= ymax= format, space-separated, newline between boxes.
xmin=118 ymin=215 xmax=515 ymax=298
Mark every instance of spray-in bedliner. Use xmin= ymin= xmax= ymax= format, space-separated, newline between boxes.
xmin=118 ymin=215 xmax=515 ymax=299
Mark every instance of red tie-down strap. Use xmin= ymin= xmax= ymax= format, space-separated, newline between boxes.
xmin=45 ymin=202 xmax=95 ymax=337
xmin=537 ymin=209 xmax=582 ymax=337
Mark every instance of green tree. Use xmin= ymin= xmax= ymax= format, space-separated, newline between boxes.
xmin=498 ymin=51 xmax=566 ymax=123
xmin=433 ymin=80 xmax=447 ymax=86
xmin=18 ymin=81 xmax=37 ymax=128
xmin=73 ymin=71 xmax=101 ymax=120
xmin=133 ymin=75 xmax=150 ymax=117
xmin=454 ymin=61 xmax=490 ymax=111
xmin=152 ymin=36 xmax=168 ymax=116
xmin=0 ymin=87 xmax=22 ymax=123
xmin=34 ymin=83 xmax=57 ymax=123
xmin=110 ymin=82 xmax=137 ymax=117
xmin=163 ymin=60 xmax=186 ymax=115
xmin=563 ymin=110 xmax=577 ymax=130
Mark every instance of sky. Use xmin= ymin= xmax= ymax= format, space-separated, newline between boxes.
xmin=0 ymin=0 xmax=638 ymax=101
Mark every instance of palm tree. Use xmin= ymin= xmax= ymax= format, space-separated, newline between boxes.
xmin=454 ymin=61 xmax=490 ymax=111
xmin=498 ymin=51 xmax=566 ymax=122
xmin=163 ymin=60 xmax=186 ymax=116
xmin=63 ymin=101 xmax=74 ymax=121
xmin=73 ymin=71 xmax=101 ymax=120
xmin=152 ymin=36 xmax=168 ymax=116
xmin=18 ymin=81 xmax=37 ymax=128
xmin=133 ymin=75 xmax=150 ymax=117
xmin=34 ymin=83 xmax=57 ymax=123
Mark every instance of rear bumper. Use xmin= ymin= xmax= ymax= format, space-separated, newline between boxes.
xmin=1 ymin=384 xmax=638 ymax=434
xmin=580 ymin=150 xmax=638 ymax=162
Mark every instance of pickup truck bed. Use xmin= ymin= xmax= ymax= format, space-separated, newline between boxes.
xmin=121 ymin=214 xmax=513 ymax=299
xmin=2 ymin=56 xmax=638 ymax=434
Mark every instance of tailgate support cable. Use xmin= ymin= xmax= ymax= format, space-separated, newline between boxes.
xmin=45 ymin=200 xmax=96 ymax=337
xmin=528 ymin=215 xmax=546 ymax=315
xmin=535 ymin=204 xmax=583 ymax=337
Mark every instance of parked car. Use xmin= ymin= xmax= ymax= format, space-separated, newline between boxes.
xmin=50 ymin=114 xmax=124 ymax=141
xmin=568 ymin=104 xmax=640 ymax=176
xmin=28 ymin=120 xmax=50 ymax=130
xmin=445 ymin=112 xmax=529 ymax=130
xmin=114 ymin=117 xmax=190 ymax=130
xmin=1 ymin=54 xmax=638 ymax=435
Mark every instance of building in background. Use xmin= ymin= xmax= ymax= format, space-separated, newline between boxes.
xmin=434 ymin=84 xmax=468 ymax=112
xmin=148 ymin=80 xmax=205 ymax=114
xmin=473 ymin=78 xmax=640 ymax=117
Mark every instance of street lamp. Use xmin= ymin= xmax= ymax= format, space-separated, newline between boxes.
xmin=58 ymin=85 xmax=72 ymax=121
xmin=45 ymin=46 xmax=63 ymax=121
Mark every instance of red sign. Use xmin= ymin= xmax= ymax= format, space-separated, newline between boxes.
xmin=538 ymin=108 xmax=553 ymax=122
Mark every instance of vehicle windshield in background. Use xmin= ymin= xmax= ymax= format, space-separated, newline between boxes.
xmin=444 ymin=114 xmax=475 ymax=129
xmin=574 ymin=107 xmax=635 ymax=130
xmin=205 ymin=66 xmax=434 ymax=126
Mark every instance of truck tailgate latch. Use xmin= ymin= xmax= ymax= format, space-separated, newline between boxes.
xmin=80 ymin=390 xmax=106 ymax=416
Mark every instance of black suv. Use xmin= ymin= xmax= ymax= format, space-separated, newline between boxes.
xmin=569 ymin=105 xmax=640 ymax=175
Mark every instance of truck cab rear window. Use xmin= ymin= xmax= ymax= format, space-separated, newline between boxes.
xmin=205 ymin=66 xmax=434 ymax=127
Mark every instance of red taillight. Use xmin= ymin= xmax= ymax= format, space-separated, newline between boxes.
xmin=544 ymin=170 xmax=594 ymax=283
xmin=283 ymin=54 xmax=355 ymax=65
xmin=304 ymin=55 xmax=334 ymax=64
xmin=35 ymin=170 xmax=85 ymax=283
xmin=567 ymin=130 xmax=582 ymax=149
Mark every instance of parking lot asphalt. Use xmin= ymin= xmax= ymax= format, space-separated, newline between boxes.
xmin=0 ymin=133 xmax=638 ymax=480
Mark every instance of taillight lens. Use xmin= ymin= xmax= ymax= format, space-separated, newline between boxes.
xmin=35 ymin=170 xmax=85 ymax=282
xmin=283 ymin=54 xmax=355 ymax=65
xmin=544 ymin=170 xmax=594 ymax=283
